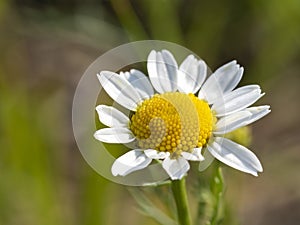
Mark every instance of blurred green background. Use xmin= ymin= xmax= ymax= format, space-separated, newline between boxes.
xmin=1 ymin=0 xmax=300 ymax=224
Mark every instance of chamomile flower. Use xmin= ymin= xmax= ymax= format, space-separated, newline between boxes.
xmin=94 ymin=50 xmax=270 ymax=180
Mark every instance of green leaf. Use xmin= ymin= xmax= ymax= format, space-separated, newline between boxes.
xmin=129 ymin=188 xmax=178 ymax=225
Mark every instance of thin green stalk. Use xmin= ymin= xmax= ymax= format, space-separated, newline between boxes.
xmin=171 ymin=178 xmax=192 ymax=225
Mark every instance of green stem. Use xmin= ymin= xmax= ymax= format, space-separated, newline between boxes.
xmin=171 ymin=178 xmax=192 ymax=225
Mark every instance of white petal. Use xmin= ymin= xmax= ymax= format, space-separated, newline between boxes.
xmin=111 ymin=149 xmax=152 ymax=176
xmin=97 ymin=71 xmax=141 ymax=111
xmin=147 ymin=50 xmax=178 ymax=93
xmin=96 ymin=105 xmax=129 ymax=127
xmin=120 ymin=69 xmax=154 ymax=100
xmin=212 ymin=85 xmax=264 ymax=117
xmin=214 ymin=62 xmax=243 ymax=93
xmin=244 ymin=105 xmax=271 ymax=124
xmin=214 ymin=105 xmax=271 ymax=134
xmin=144 ymin=149 xmax=170 ymax=159
xmin=181 ymin=148 xmax=204 ymax=161
xmin=199 ymin=60 xmax=243 ymax=103
xmin=162 ymin=157 xmax=190 ymax=180
xmin=198 ymin=149 xmax=215 ymax=171
xmin=177 ymin=55 xmax=207 ymax=93
xmin=94 ymin=127 xmax=135 ymax=143
xmin=207 ymin=137 xmax=263 ymax=176
xmin=214 ymin=111 xmax=252 ymax=134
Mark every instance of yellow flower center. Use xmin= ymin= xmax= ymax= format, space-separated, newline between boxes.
xmin=130 ymin=92 xmax=214 ymax=156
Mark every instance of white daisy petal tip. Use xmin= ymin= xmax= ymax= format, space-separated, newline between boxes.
xmin=250 ymin=163 xmax=263 ymax=176
xmin=162 ymin=157 xmax=190 ymax=180
xmin=95 ymin=105 xmax=129 ymax=127
xmin=246 ymin=105 xmax=271 ymax=124
xmin=178 ymin=54 xmax=207 ymax=93
xmin=212 ymin=85 xmax=266 ymax=117
xmin=239 ymin=66 xmax=244 ymax=74
xmin=231 ymin=59 xmax=237 ymax=65
xmin=98 ymin=70 xmax=115 ymax=79
xmin=198 ymin=60 xmax=243 ymax=104
xmin=251 ymin=172 xmax=258 ymax=177
xmin=118 ymin=71 xmax=126 ymax=76
xmin=251 ymin=105 xmax=270 ymax=111
xmin=96 ymin=70 xmax=141 ymax=111
xmin=149 ymin=49 xmax=157 ymax=56
xmin=221 ymin=60 xmax=238 ymax=68
xmin=120 ymin=69 xmax=154 ymax=100
xmin=111 ymin=150 xmax=152 ymax=176
xmin=207 ymin=137 xmax=263 ymax=176
xmin=96 ymin=73 xmax=103 ymax=84
xmin=147 ymin=49 xmax=178 ymax=93
xmin=220 ymin=59 xmax=239 ymax=70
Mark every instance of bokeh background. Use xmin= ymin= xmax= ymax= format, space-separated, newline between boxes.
xmin=1 ymin=0 xmax=300 ymax=224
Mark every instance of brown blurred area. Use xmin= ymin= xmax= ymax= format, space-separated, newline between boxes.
xmin=0 ymin=0 xmax=300 ymax=225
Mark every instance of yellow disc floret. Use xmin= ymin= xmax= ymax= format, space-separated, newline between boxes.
xmin=130 ymin=92 xmax=214 ymax=157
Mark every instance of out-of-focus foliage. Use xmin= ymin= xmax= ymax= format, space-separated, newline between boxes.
xmin=1 ymin=0 xmax=300 ymax=225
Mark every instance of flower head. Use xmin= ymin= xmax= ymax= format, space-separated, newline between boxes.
xmin=94 ymin=50 xmax=270 ymax=180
